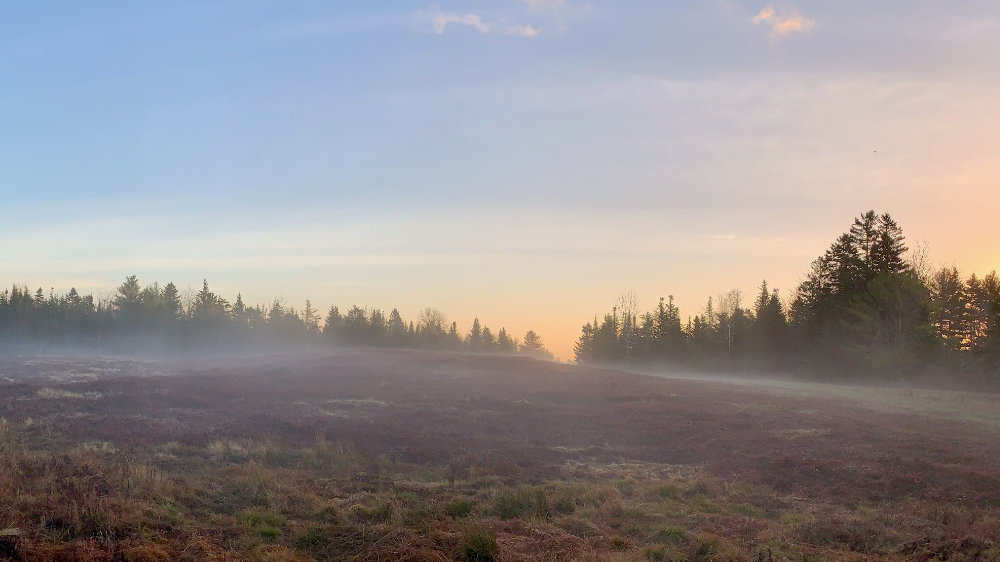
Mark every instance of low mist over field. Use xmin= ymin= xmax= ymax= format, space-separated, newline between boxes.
xmin=3 ymin=352 xmax=1000 ymax=560
xmin=3 ymin=1 xmax=1000 ymax=560
xmin=2 ymin=209 xmax=996 ymax=387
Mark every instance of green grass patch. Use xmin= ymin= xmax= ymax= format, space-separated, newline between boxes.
xmin=462 ymin=526 xmax=498 ymax=562
xmin=446 ymin=499 xmax=475 ymax=518
xmin=494 ymin=488 xmax=536 ymax=520
xmin=650 ymin=526 xmax=686 ymax=545
xmin=235 ymin=508 xmax=286 ymax=529
xmin=258 ymin=525 xmax=280 ymax=540
xmin=654 ymin=484 xmax=681 ymax=500
xmin=293 ymin=526 xmax=329 ymax=551
xmin=644 ymin=546 xmax=666 ymax=561
xmin=729 ymin=503 xmax=765 ymax=518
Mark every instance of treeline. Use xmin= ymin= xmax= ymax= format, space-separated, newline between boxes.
xmin=0 ymin=277 xmax=552 ymax=358
xmin=574 ymin=211 xmax=1000 ymax=383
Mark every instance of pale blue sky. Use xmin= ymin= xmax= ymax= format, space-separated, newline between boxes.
xmin=3 ymin=1 xmax=1000 ymax=357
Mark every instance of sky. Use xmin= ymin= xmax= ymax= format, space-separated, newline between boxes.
xmin=2 ymin=1 xmax=999 ymax=359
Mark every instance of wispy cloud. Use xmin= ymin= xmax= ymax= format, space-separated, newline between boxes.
xmin=752 ymin=4 xmax=815 ymax=38
xmin=430 ymin=12 xmax=489 ymax=35
xmin=426 ymin=7 xmax=540 ymax=37
xmin=505 ymin=24 xmax=540 ymax=37
xmin=751 ymin=5 xmax=775 ymax=24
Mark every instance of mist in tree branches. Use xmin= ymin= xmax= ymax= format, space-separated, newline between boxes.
xmin=574 ymin=211 xmax=1000 ymax=384
xmin=0 ymin=279 xmax=552 ymax=359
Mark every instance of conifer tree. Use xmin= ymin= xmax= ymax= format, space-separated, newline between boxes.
xmin=388 ymin=308 xmax=407 ymax=345
xmin=574 ymin=322 xmax=595 ymax=363
xmin=466 ymin=318 xmax=483 ymax=350
xmin=497 ymin=327 xmax=516 ymax=353
xmin=447 ymin=321 xmax=461 ymax=348
xmin=302 ymin=299 xmax=320 ymax=334
xmin=368 ymin=308 xmax=387 ymax=343
xmin=929 ymin=267 xmax=970 ymax=351
xmin=344 ymin=306 xmax=368 ymax=342
xmin=481 ymin=326 xmax=496 ymax=351
xmin=113 ymin=275 xmax=144 ymax=327
xmin=871 ymin=213 xmax=908 ymax=275
xmin=163 ymin=282 xmax=181 ymax=320
xmin=324 ymin=305 xmax=343 ymax=340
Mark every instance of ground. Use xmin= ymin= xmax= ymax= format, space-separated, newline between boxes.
xmin=0 ymin=350 xmax=998 ymax=561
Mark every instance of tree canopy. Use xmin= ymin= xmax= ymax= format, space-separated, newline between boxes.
xmin=573 ymin=210 xmax=1000 ymax=383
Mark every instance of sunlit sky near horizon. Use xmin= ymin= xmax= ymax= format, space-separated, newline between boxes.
xmin=3 ymin=1 xmax=999 ymax=359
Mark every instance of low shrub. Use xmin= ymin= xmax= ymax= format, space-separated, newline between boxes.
xmin=258 ymin=525 xmax=281 ymax=540
xmin=293 ymin=526 xmax=328 ymax=550
xmin=609 ymin=535 xmax=630 ymax=551
xmin=446 ymin=499 xmax=475 ymax=518
xmin=644 ymin=546 xmax=666 ymax=561
xmin=462 ymin=527 xmax=498 ymax=562
xmin=551 ymin=489 xmax=576 ymax=515
xmin=236 ymin=509 xmax=286 ymax=529
xmin=494 ymin=488 xmax=535 ymax=520
xmin=650 ymin=526 xmax=686 ymax=545
xmin=654 ymin=484 xmax=681 ymax=500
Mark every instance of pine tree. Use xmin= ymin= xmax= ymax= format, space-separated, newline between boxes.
xmin=929 ymin=267 xmax=969 ymax=351
xmin=594 ymin=313 xmax=620 ymax=362
xmin=847 ymin=271 xmax=931 ymax=376
xmin=826 ymin=233 xmax=865 ymax=297
xmin=690 ymin=314 xmax=714 ymax=356
xmin=754 ymin=281 xmax=770 ymax=319
xmin=189 ymin=280 xmax=231 ymax=345
xmin=388 ymin=308 xmax=407 ymax=345
xmin=232 ymin=293 xmax=248 ymax=327
xmin=521 ymin=330 xmax=550 ymax=359
xmin=871 ymin=213 xmax=908 ymax=275
xmin=967 ymin=272 xmax=1000 ymax=356
xmin=344 ymin=306 xmax=368 ymax=342
xmin=481 ymin=326 xmax=496 ymax=351
xmin=497 ymin=328 xmax=516 ymax=353
xmin=368 ymin=309 xmax=387 ymax=343
xmin=447 ymin=321 xmax=461 ymax=348
xmin=702 ymin=297 xmax=716 ymax=329
xmin=163 ymin=282 xmax=181 ymax=320
xmin=849 ymin=210 xmax=880 ymax=266
xmin=324 ymin=305 xmax=343 ymax=340
xmin=302 ymin=299 xmax=319 ymax=333
xmin=654 ymin=296 xmax=683 ymax=358
xmin=193 ymin=280 xmax=228 ymax=318
xmin=113 ymin=275 xmax=144 ymax=327
xmin=466 ymin=318 xmax=483 ymax=351
xmin=574 ymin=322 xmax=595 ymax=363
xmin=754 ymin=283 xmax=788 ymax=354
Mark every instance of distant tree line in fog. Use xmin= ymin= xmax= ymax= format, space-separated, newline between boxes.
xmin=0 ymin=278 xmax=552 ymax=359
xmin=574 ymin=211 xmax=1000 ymax=384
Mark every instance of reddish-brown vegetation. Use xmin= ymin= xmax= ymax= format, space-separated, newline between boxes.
xmin=1 ymin=350 xmax=999 ymax=560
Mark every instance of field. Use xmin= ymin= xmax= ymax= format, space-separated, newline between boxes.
xmin=1 ymin=350 xmax=999 ymax=561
